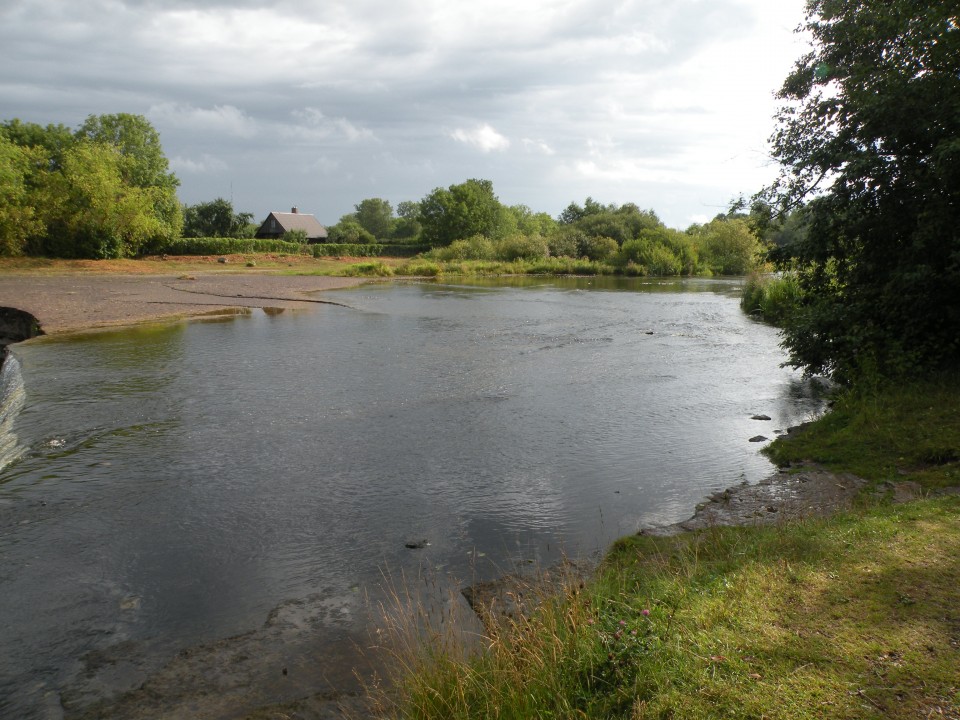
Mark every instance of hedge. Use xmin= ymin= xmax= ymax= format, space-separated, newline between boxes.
xmin=152 ymin=238 xmax=431 ymax=258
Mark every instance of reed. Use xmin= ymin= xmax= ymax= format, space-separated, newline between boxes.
xmin=740 ymin=272 xmax=802 ymax=324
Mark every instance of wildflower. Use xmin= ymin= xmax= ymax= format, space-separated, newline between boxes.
xmin=641 ymin=608 xmax=650 ymax=617
xmin=630 ymin=629 xmax=638 ymax=636
xmin=619 ymin=620 xmax=627 ymax=626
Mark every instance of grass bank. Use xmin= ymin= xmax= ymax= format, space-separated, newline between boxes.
xmin=376 ymin=379 xmax=960 ymax=719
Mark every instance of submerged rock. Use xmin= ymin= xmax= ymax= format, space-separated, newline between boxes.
xmin=751 ymin=414 xmax=772 ymax=421
xmin=404 ymin=539 xmax=429 ymax=549
xmin=749 ymin=435 xmax=769 ymax=443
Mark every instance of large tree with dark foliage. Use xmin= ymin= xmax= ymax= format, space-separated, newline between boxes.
xmin=764 ymin=1 xmax=960 ymax=382
xmin=183 ymin=198 xmax=253 ymax=238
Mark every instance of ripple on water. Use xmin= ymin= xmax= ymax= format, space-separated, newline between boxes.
xmin=0 ymin=280 xmax=824 ymax=719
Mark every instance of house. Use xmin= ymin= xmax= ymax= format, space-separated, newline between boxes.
xmin=255 ymin=207 xmax=328 ymax=243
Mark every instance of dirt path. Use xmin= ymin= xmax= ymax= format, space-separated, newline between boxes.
xmin=0 ymin=273 xmax=368 ymax=336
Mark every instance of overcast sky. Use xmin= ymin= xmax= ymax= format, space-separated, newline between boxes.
xmin=1 ymin=0 xmax=809 ymax=229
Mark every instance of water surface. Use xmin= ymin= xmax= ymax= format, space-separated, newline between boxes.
xmin=0 ymin=277 xmax=823 ymax=717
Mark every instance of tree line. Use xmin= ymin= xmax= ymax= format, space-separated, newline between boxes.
xmin=0 ymin=114 xmax=182 ymax=258
xmin=8 ymin=0 xmax=957 ymax=394
xmin=324 ymin=180 xmax=768 ymax=276
xmin=0 ymin=115 xmax=769 ymax=275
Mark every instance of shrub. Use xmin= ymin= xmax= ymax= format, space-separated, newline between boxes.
xmin=429 ymin=235 xmax=495 ymax=261
xmin=158 ymin=237 xmax=309 ymax=256
xmin=328 ymin=220 xmax=376 ymax=244
xmin=644 ymin=244 xmax=683 ymax=276
xmin=580 ymin=236 xmax=619 ymax=262
xmin=311 ymin=243 xmax=384 ymax=258
xmin=341 ymin=261 xmax=394 ymax=277
xmin=282 ymin=228 xmax=308 ymax=244
xmin=545 ymin=228 xmax=585 ymax=258
xmin=493 ymin=234 xmax=549 ymax=261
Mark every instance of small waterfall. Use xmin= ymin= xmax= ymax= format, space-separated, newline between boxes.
xmin=0 ymin=353 xmax=26 ymax=472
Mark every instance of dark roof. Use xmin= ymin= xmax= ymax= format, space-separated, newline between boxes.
xmin=256 ymin=211 xmax=328 ymax=240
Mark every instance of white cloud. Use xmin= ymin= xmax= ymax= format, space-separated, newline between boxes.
xmin=149 ymin=103 xmax=259 ymax=138
xmin=169 ymin=154 xmax=228 ymax=174
xmin=522 ymin=138 xmax=555 ymax=155
xmin=449 ymin=124 xmax=510 ymax=153
xmin=288 ymin=107 xmax=376 ymax=143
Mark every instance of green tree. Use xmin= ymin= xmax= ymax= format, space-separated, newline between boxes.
xmin=76 ymin=113 xmax=182 ymax=240
xmin=35 ymin=142 xmax=165 ymax=259
xmin=696 ymin=218 xmax=762 ymax=276
xmin=182 ymin=198 xmax=253 ymax=238
xmin=0 ymin=119 xmax=74 ymax=171
xmin=560 ymin=201 xmax=662 ymax=246
xmin=328 ymin=219 xmax=375 ymax=244
xmin=507 ymin=204 xmax=558 ymax=237
xmin=0 ymin=137 xmax=43 ymax=256
xmin=763 ymin=0 xmax=960 ymax=381
xmin=396 ymin=200 xmax=419 ymax=219
xmin=558 ymin=197 xmax=606 ymax=224
xmin=418 ymin=179 xmax=507 ymax=246
xmin=354 ymin=197 xmax=394 ymax=239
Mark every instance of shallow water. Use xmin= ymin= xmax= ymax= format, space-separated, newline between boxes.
xmin=0 ymin=277 xmax=824 ymax=717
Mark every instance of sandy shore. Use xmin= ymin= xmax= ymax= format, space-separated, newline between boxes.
xmin=0 ymin=273 xmax=367 ymax=336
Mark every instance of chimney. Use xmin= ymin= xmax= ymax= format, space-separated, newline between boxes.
xmin=291 ymin=206 xmax=298 ymax=213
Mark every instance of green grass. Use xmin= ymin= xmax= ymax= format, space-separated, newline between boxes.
xmin=765 ymin=376 xmax=960 ymax=491
xmin=375 ymin=378 xmax=960 ymax=719
xmin=378 ymin=501 xmax=960 ymax=719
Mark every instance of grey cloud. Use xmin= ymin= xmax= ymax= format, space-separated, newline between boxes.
xmin=1 ymin=0 xmax=806 ymax=226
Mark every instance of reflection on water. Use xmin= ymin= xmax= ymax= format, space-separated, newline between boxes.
xmin=0 ymin=278 xmax=825 ymax=718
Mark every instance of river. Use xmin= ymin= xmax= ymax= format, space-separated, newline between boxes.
xmin=0 ymin=277 xmax=824 ymax=718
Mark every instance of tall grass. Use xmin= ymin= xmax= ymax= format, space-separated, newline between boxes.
xmin=740 ymin=272 xmax=802 ymax=324
xmin=375 ymin=498 xmax=960 ymax=719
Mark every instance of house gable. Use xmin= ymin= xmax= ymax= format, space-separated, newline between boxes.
xmin=255 ymin=208 xmax=328 ymax=242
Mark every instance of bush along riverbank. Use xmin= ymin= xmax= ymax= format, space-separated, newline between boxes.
xmin=372 ymin=378 xmax=960 ymax=719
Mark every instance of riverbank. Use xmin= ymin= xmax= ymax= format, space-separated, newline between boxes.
xmin=0 ymin=270 xmax=368 ymax=339
xmin=381 ymin=379 xmax=960 ymax=720
xmin=2 ymin=264 xmax=957 ymax=719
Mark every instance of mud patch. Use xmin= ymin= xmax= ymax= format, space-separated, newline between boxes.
xmin=64 ymin=591 xmax=378 ymax=720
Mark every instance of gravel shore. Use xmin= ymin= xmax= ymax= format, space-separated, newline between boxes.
xmin=0 ymin=272 xmax=366 ymax=336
